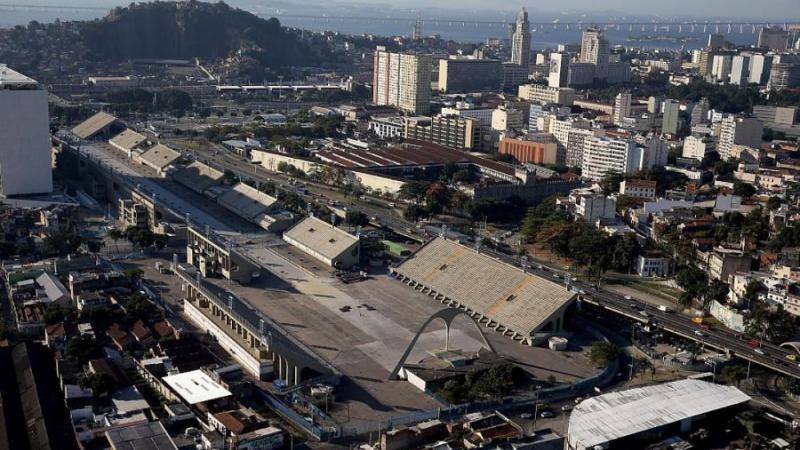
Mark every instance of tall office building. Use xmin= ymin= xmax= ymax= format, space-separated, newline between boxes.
xmin=707 ymin=33 xmax=725 ymax=50
xmin=718 ymin=116 xmax=763 ymax=160
xmin=662 ymin=99 xmax=681 ymax=135
xmin=711 ymin=54 xmax=733 ymax=82
xmin=548 ymin=52 xmax=570 ymax=88
xmin=748 ymin=54 xmax=773 ymax=85
xmin=510 ymin=8 xmax=531 ymax=67
xmin=438 ymin=58 xmax=502 ymax=93
xmin=372 ymin=47 xmax=432 ymax=115
xmin=580 ymin=27 xmax=610 ymax=80
xmin=698 ymin=49 xmax=715 ymax=78
xmin=691 ymin=98 xmax=710 ymax=126
xmin=0 ymin=64 xmax=53 ymax=196
xmin=768 ymin=61 xmax=800 ymax=91
xmin=613 ymin=92 xmax=631 ymax=125
xmin=729 ymin=54 xmax=751 ymax=85
xmin=758 ymin=26 xmax=789 ymax=51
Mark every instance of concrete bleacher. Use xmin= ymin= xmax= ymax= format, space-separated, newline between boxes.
xmin=216 ymin=182 xmax=278 ymax=221
xmin=172 ymin=161 xmax=224 ymax=194
xmin=392 ymin=237 xmax=575 ymax=344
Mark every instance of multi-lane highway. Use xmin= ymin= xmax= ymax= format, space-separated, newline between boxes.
xmin=161 ymin=141 xmax=800 ymax=379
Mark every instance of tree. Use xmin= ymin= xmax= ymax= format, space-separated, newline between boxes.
xmin=345 ymin=211 xmax=369 ymax=227
xmin=398 ymin=181 xmax=431 ymax=204
xmin=124 ymin=268 xmax=144 ymax=282
xmin=589 ymin=341 xmax=619 ymax=368
xmin=745 ymin=304 xmax=797 ymax=343
xmin=80 ymin=373 xmax=116 ymax=397
xmin=635 ymin=357 xmax=655 ymax=379
xmin=107 ymin=228 xmax=124 ymax=253
xmin=403 ymin=204 xmax=427 ymax=222
xmin=785 ymin=378 xmax=800 ymax=397
xmin=721 ymin=364 xmax=748 ymax=386
xmin=126 ymin=293 xmax=159 ymax=322
xmin=66 ymin=335 xmax=98 ymax=364
xmin=766 ymin=196 xmax=782 ymax=210
xmin=44 ymin=303 xmax=72 ymax=325
xmin=733 ymin=181 xmax=756 ymax=198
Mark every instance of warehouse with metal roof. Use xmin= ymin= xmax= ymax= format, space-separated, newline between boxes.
xmin=172 ymin=161 xmax=224 ymax=194
xmin=283 ymin=216 xmax=360 ymax=268
xmin=109 ymin=129 xmax=147 ymax=157
xmin=216 ymin=182 xmax=279 ymax=221
xmin=391 ymin=237 xmax=575 ymax=344
xmin=567 ymin=379 xmax=750 ymax=450
xmin=71 ymin=111 xmax=118 ymax=140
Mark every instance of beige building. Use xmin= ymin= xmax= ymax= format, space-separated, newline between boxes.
xmin=518 ymin=84 xmax=575 ymax=106
xmin=372 ymin=47 xmax=432 ymax=115
xmin=404 ymin=115 xmax=482 ymax=150
xmin=718 ymin=116 xmax=763 ymax=160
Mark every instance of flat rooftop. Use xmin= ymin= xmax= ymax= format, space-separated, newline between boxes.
xmin=283 ymin=216 xmax=359 ymax=262
xmin=0 ymin=64 xmax=38 ymax=88
xmin=567 ymin=379 xmax=750 ymax=450
xmin=105 ymin=421 xmax=177 ymax=450
xmin=162 ymin=370 xmax=232 ymax=405
xmin=72 ymin=111 xmax=118 ymax=140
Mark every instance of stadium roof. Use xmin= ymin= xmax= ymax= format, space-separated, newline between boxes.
xmin=71 ymin=111 xmax=118 ymax=139
xmin=162 ymin=370 xmax=231 ymax=405
xmin=172 ymin=161 xmax=224 ymax=193
xmin=283 ymin=216 xmax=359 ymax=262
xmin=216 ymin=182 xmax=278 ymax=221
xmin=139 ymin=144 xmax=180 ymax=170
xmin=109 ymin=129 xmax=147 ymax=151
xmin=567 ymin=379 xmax=750 ymax=450
xmin=393 ymin=237 xmax=574 ymax=336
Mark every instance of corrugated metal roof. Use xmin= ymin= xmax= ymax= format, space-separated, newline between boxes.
xmin=567 ymin=379 xmax=750 ymax=450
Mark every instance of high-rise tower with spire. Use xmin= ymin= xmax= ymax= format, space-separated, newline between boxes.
xmin=510 ymin=7 xmax=530 ymax=67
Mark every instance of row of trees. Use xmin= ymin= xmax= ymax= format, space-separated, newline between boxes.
xmin=107 ymin=226 xmax=168 ymax=252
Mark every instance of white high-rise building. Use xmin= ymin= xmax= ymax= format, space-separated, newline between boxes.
xmin=613 ymin=92 xmax=631 ymax=125
xmin=718 ymin=116 xmax=763 ymax=160
xmin=662 ymin=99 xmax=681 ymax=135
xmin=510 ymin=8 xmax=531 ymax=67
xmin=729 ymin=54 xmax=751 ymax=85
xmin=581 ymin=136 xmax=642 ymax=180
xmin=372 ymin=47 xmax=431 ymax=115
xmin=748 ymin=54 xmax=773 ymax=85
xmin=712 ymin=54 xmax=733 ymax=82
xmin=548 ymin=52 xmax=570 ymax=88
xmin=0 ymin=64 xmax=53 ymax=196
xmin=580 ymin=28 xmax=610 ymax=80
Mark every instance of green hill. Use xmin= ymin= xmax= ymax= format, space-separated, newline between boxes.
xmin=79 ymin=0 xmax=312 ymax=68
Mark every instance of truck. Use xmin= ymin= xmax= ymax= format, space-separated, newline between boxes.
xmin=691 ymin=317 xmax=704 ymax=325
xmin=658 ymin=305 xmax=672 ymax=313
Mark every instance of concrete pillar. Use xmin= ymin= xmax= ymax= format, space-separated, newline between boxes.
xmin=277 ymin=355 xmax=284 ymax=380
xmin=285 ymin=359 xmax=291 ymax=384
xmin=294 ymin=366 xmax=301 ymax=385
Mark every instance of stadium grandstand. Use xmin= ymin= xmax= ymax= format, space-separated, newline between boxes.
xmin=391 ymin=237 xmax=575 ymax=345
xmin=172 ymin=161 xmax=224 ymax=195
xmin=216 ymin=182 xmax=279 ymax=222
xmin=70 ymin=111 xmax=119 ymax=140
